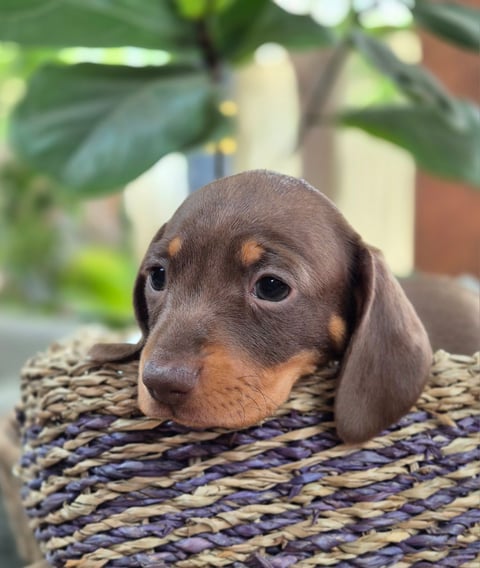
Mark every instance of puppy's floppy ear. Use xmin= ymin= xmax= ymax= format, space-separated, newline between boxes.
xmin=89 ymin=224 xmax=166 ymax=363
xmin=335 ymin=244 xmax=432 ymax=443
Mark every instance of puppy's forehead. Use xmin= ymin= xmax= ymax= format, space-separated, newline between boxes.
xmin=148 ymin=171 xmax=354 ymax=279
xmin=167 ymin=170 xmax=336 ymax=233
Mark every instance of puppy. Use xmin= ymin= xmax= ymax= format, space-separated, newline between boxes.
xmin=90 ymin=170 xmax=477 ymax=443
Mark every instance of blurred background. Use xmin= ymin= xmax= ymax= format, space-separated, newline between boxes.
xmin=0 ymin=0 xmax=479 ymax=563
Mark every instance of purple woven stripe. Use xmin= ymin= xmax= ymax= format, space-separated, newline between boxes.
xmin=251 ymin=543 xmax=480 ymax=568
xmin=22 ymin=407 xmax=436 ymax=474
xmin=23 ymin=407 xmax=450 ymax=496
xmin=25 ymin=409 xmax=480 ymax=568
xmin=21 ymin=415 xmax=118 ymax=445
xmin=101 ymin=551 xmax=300 ymax=568
xmin=30 ymin=438 xmax=480 ymax=538
xmin=26 ymin=415 xmax=479 ymax=523
xmin=246 ymin=553 xmax=299 ymax=568
xmin=128 ymin=510 xmax=480 ymax=568
xmin=411 ymin=541 xmax=480 ymax=567
xmin=290 ymin=500 xmax=480 ymax=555
xmin=333 ymin=532 xmax=480 ymax=568
xmin=99 ymin=544 xmax=480 ymax=568
xmin=24 ymin=420 xmax=338 ymax=518
xmin=26 ymin=410 xmax=474 ymax=487
xmin=51 ymin=522 xmax=480 ymax=568
xmin=21 ymin=411 xmax=331 ymax=484
xmin=41 ymin=474 xmax=480 ymax=566
xmin=229 ymin=478 xmax=480 ymax=542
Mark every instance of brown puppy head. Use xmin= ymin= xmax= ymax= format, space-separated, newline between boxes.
xmin=90 ymin=170 xmax=432 ymax=443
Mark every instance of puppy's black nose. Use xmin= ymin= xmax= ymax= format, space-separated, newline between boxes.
xmin=142 ymin=361 xmax=198 ymax=405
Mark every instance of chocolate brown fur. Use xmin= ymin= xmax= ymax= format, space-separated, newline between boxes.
xmin=90 ymin=170 xmax=476 ymax=442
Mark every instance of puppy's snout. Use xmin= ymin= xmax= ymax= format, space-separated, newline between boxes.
xmin=142 ymin=361 xmax=198 ymax=406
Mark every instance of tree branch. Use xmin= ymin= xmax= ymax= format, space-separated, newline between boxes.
xmin=297 ymin=36 xmax=352 ymax=149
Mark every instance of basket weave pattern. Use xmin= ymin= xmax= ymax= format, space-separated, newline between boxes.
xmin=17 ymin=331 xmax=480 ymax=567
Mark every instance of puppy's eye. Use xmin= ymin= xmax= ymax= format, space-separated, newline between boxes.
xmin=254 ymin=276 xmax=290 ymax=302
xmin=149 ymin=267 xmax=166 ymax=291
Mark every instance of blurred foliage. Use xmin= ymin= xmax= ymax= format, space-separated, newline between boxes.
xmin=411 ymin=0 xmax=480 ymax=50
xmin=1 ymin=0 xmax=477 ymax=194
xmin=0 ymin=160 xmax=65 ymax=310
xmin=0 ymin=159 xmax=135 ymax=324
xmin=0 ymin=44 xmax=136 ymax=323
xmin=0 ymin=0 xmax=479 ymax=323
xmin=60 ymin=247 xmax=137 ymax=326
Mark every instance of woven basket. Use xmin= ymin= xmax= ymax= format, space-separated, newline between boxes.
xmin=16 ymin=330 xmax=480 ymax=568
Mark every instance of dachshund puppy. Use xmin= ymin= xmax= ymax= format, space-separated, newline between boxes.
xmin=91 ymin=170 xmax=467 ymax=443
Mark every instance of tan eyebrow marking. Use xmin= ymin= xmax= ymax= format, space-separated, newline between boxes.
xmin=240 ymin=239 xmax=265 ymax=266
xmin=329 ymin=314 xmax=346 ymax=350
xmin=167 ymin=236 xmax=182 ymax=258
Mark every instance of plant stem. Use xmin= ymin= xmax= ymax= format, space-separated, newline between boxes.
xmin=196 ymin=11 xmax=222 ymax=82
xmin=196 ymin=12 xmax=226 ymax=178
xmin=297 ymin=36 xmax=352 ymax=149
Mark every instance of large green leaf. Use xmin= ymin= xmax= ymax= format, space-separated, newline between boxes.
xmin=350 ymin=29 xmax=460 ymax=122
xmin=10 ymin=63 xmax=223 ymax=195
xmin=212 ymin=0 xmax=335 ymax=63
xmin=0 ymin=0 xmax=194 ymax=49
xmin=340 ymin=101 xmax=480 ymax=187
xmin=412 ymin=0 xmax=480 ymax=52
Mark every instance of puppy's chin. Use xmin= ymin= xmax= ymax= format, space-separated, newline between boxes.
xmin=137 ymin=388 xmax=175 ymax=422
xmin=144 ymin=408 xmax=267 ymax=430
xmin=137 ymin=348 xmax=320 ymax=430
xmin=137 ymin=387 xmax=274 ymax=430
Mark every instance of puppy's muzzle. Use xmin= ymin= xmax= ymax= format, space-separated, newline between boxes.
xmin=142 ymin=361 xmax=198 ymax=406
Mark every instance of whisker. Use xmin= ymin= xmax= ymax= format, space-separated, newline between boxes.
xmin=233 ymin=373 xmax=261 ymax=383
xmin=237 ymin=399 xmax=246 ymax=424
xmin=241 ymin=389 xmax=263 ymax=414
xmin=250 ymin=381 xmax=278 ymax=410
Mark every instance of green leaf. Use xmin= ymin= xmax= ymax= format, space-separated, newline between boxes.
xmin=10 ymin=63 xmax=224 ymax=196
xmin=412 ymin=0 xmax=480 ymax=52
xmin=0 ymin=0 xmax=195 ymax=49
xmin=350 ymin=29 xmax=459 ymax=122
xmin=60 ymin=246 xmax=136 ymax=325
xmin=339 ymin=101 xmax=480 ymax=187
xmin=175 ymin=0 xmax=210 ymax=20
xmin=174 ymin=0 xmax=235 ymax=20
xmin=0 ymin=0 xmax=47 ymax=16
xmin=212 ymin=0 xmax=335 ymax=63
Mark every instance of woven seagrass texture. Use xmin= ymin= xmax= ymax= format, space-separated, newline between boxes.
xmin=16 ymin=330 xmax=480 ymax=568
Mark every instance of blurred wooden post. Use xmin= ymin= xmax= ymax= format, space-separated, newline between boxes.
xmin=291 ymin=50 xmax=337 ymax=200
xmin=415 ymin=0 xmax=480 ymax=277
